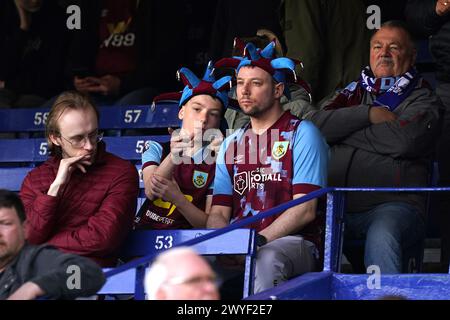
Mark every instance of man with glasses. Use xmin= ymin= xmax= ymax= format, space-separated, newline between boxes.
xmin=144 ymin=247 xmax=220 ymax=300
xmin=20 ymin=91 xmax=139 ymax=267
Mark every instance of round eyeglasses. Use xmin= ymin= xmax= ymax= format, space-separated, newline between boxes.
xmin=59 ymin=131 xmax=104 ymax=148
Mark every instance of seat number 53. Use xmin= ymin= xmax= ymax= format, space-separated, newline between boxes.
xmin=155 ymin=235 xmax=173 ymax=250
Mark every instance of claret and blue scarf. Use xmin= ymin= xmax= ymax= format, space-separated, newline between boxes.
xmin=326 ymin=66 xmax=425 ymax=111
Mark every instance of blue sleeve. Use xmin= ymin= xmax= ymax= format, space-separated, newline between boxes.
xmin=141 ymin=141 xmax=163 ymax=168
xmin=212 ymin=138 xmax=233 ymax=197
xmin=292 ymin=120 xmax=329 ymax=190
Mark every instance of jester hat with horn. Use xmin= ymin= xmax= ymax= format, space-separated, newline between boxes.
xmin=152 ymin=61 xmax=232 ymax=109
xmin=214 ymin=40 xmax=311 ymax=100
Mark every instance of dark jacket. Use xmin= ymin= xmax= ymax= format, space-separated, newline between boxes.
xmin=0 ymin=243 xmax=105 ymax=300
xmin=305 ymin=83 xmax=442 ymax=217
xmin=405 ymin=0 xmax=450 ymax=83
xmin=208 ymin=0 xmax=285 ymax=61
xmin=0 ymin=1 xmax=69 ymax=98
xmin=20 ymin=142 xmax=139 ymax=267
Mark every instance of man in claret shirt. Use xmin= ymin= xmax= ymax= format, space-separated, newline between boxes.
xmin=134 ymin=62 xmax=231 ymax=230
xmin=207 ymin=42 xmax=329 ymax=293
xmin=20 ymin=91 xmax=139 ymax=267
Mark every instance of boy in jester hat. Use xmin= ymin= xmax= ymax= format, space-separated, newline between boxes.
xmin=207 ymin=41 xmax=328 ymax=293
xmin=134 ymin=62 xmax=231 ymax=230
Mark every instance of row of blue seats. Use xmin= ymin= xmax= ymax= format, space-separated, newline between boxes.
xmin=0 ymin=104 xmax=181 ymax=133
xmin=0 ymin=166 xmax=148 ymax=194
xmin=0 ymin=136 xmax=171 ymax=195
xmin=0 ymin=105 xmax=259 ymax=298
xmin=0 ymin=137 xmax=257 ymax=299
xmin=0 ymin=136 xmax=170 ymax=163
xmin=0 ymin=99 xmax=445 ymax=299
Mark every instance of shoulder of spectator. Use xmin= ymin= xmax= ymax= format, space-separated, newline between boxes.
xmin=27 ymin=245 xmax=105 ymax=299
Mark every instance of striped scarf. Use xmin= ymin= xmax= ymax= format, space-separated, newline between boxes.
xmin=326 ymin=66 xmax=421 ymax=111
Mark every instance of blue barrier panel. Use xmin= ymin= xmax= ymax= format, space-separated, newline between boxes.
xmin=98 ymin=268 xmax=136 ymax=295
xmin=101 ymin=229 xmax=257 ymax=299
xmin=121 ymin=229 xmax=255 ymax=257
xmin=248 ymin=272 xmax=450 ymax=300
xmin=247 ymin=272 xmax=333 ymax=300
xmin=332 ymin=273 xmax=450 ymax=300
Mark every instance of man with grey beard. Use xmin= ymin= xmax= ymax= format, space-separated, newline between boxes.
xmin=305 ymin=21 xmax=443 ymax=274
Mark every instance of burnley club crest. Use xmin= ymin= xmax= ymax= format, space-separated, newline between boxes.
xmin=193 ymin=170 xmax=208 ymax=188
xmin=272 ymin=141 xmax=289 ymax=160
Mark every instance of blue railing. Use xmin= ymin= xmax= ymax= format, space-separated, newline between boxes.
xmin=105 ymin=187 xmax=330 ymax=278
xmin=104 ymin=186 xmax=450 ymax=298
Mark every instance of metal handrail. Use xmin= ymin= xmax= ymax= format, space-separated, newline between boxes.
xmin=105 ymin=186 xmax=450 ymax=278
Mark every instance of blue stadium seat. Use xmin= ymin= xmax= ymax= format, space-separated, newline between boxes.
xmin=0 ymin=167 xmax=32 ymax=192
xmin=103 ymin=135 xmax=170 ymax=160
xmin=0 ymin=139 xmax=48 ymax=163
xmin=98 ymin=229 xmax=257 ymax=299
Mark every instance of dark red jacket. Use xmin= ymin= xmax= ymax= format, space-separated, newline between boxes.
xmin=20 ymin=143 xmax=139 ymax=267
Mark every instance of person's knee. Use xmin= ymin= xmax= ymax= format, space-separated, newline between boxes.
xmin=254 ymin=247 xmax=287 ymax=292
xmin=256 ymin=245 xmax=286 ymax=272
xmin=369 ymin=203 xmax=421 ymax=235
xmin=367 ymin=229 xmax=399 ymax=254
xmin=256 ymin=238 xmax=316 ymax=275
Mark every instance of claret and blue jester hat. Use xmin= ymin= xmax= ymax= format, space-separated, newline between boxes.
xmin=214 ymin=40 xmax=311 ymax=100
xmin=152 ymin=61 xmax=232 ymax=109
